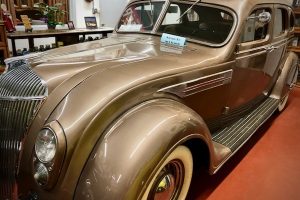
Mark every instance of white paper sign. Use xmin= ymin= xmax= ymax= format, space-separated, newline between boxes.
xmin=119 ymin=24 xmax=142 ymax=32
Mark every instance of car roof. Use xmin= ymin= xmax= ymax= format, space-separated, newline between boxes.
xmin=127 ymin=0 xmax=293 ymax=11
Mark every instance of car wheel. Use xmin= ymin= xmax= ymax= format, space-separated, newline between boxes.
xmin=141 ymin=145 xmax=193 ymax=200
xmin=278 ymin=93 xmax=289 ymax=112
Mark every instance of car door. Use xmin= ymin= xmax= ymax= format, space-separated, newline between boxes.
xmin=226 ymin=5 xmax=278 ymax=113
xmin=264 ymin=5 xmax=289 ymax=90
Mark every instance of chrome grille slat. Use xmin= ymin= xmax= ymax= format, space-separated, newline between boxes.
xmin=0 ymin=66 xmax=28 ymax=96
xmin=0 ymin=62 xmax=47 ymax=199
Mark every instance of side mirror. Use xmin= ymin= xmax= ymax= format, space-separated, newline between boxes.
xmin=257 ymin=12 xmax=271 ymax=24
xmin=247 ymin=11 xmax=271 ymax=24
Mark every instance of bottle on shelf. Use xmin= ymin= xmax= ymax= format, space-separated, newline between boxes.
xmin=22 ymin=48 xmax=29 ymax=55
xmin=34 ymin=46 xmax=39 ymax=52
xmin=45 ymin=44 xmax=51 ymax=51
xmin=16 ymin=49 xmax=22 ymax=56
xmin=39 ymin=45 xmax=45 ymax=52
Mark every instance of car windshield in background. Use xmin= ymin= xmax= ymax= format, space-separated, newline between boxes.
xmin=158 ymin=2 xmax=234 ymax=44
xmin=117 ymin=1 xmax=165 ymax=32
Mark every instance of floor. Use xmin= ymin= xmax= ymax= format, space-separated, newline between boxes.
xmin=187 ymin=86 xmax=300 ymax=200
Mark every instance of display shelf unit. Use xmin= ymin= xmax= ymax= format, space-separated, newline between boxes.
xmin=0 ymin=20 xmax=9 ymax=74
xmin=0 ymin=22 xmax=8 ymax=52
xmin=293 ymin=7 xmax=300 ymax=42
xmin=7 ymin=28 xmax=114 ymax=56
xmin=291 ymin=8 xmax=300 ymax=51
xmin=13 ymin=0 xmax=65 ymax=9
xmin=291 ymin=7 xmax=300 ymax=82
xmin=0 ymin=0 xmax=68 ymax=25
xmin=0 ymin=0 xmax=17 ymax=25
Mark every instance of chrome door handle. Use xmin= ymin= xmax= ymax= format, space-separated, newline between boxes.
xmin=264 ymin=46 xmax=273 ymax=51
xmin=265 ymin=46 xmax=278 ymax=52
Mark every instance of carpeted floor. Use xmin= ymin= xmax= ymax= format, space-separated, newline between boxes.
xmin=187 ymin=87 xmax=300 ymax=200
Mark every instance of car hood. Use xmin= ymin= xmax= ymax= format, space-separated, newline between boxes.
xmin=9 ymin=34 xmax=225 ymax=100
xmin=27 ymin=34 xmax=158 ymax=93
xmin=25 ymin=33 xmax=224 ymax=95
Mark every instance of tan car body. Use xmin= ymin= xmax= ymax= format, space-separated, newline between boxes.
xmin=0 ymin=0 xmax=298 ymax=199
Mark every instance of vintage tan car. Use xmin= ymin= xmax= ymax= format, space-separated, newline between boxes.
xmin=0 ymin=0 xmax=298 ymax=199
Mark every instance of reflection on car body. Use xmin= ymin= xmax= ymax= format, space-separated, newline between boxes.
xmin=0 ymin=0 xmax=298 ymax=199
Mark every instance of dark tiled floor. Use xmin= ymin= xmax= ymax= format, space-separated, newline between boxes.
xmin=187 ymin=87 xmax=300 ymax=200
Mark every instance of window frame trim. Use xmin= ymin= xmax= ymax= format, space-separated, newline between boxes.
xmin=237 ymin=5 xmax=273 ymax=52
xmin=273 ymin=5 xmax=289 ymax=40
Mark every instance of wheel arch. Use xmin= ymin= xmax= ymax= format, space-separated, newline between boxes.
xmin=183 ymin=138 xmax=211 ymax=170
xmin=73 ymin=98 xmax=214 ymax=200
xmin=270 ymin=51 xmax=298 ymax=99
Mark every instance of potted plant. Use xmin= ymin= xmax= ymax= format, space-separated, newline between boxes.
xmin=36 ymin=3 xmax=66 ymax=29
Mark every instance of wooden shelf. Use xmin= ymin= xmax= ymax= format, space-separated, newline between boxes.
xmin=0 ymin=66 xmax=5 ymax=74
xmin=0 ymin=21 xmax=9 ymax=65
xmin=294 ymin=30 xmax=300 ymax=34
xmin=1 ymin=0 xmax=69 ymax=25
xmin=291 ymin=7 xmax=300 ymax=54
xmin=293 ymin=7 xmax=300 ymax=14
xmin=288 ymin=47 xmax=300 ymax=52
xmin=295 ymin=27 xmax=300 ymax=32
xmin=288 ymin=46 xmax=300 ymax=54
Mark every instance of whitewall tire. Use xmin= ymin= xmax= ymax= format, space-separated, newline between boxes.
xmin=141 ymin=145 xmax=193 ymax=200
xmin=278 ymin=93 xmax=289 ymax=112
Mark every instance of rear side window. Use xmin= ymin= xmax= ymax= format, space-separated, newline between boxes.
xmin=240 ymin=8 xmax=271 ymax=43
xmin=274 ymin=8 xmax=287 ymax=37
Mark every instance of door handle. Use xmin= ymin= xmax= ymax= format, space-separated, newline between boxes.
xmin=265 ymin=46 xmax=278 ymax=52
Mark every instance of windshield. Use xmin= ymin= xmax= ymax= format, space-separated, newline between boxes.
xmin=117 ymin=1 xmax=235 ymax=45
xmin=117 ymin=1 xmax=165 ymax=32
xmin=158 ymin=2 xmax=234 ymax=44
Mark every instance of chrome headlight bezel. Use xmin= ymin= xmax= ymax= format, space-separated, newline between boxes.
xmin=35 ymin=128 xmax=57 ymax=163
xmin=33 ymin=121 xmax=66 ymax=189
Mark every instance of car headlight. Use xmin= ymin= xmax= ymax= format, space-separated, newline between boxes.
xmin=34 ymin=162 xmax=49 ymax=186
xmin=35 ymin=129 xmax=57 ymax=163
xmin=33 ymin=122 xmax=66 ymax=189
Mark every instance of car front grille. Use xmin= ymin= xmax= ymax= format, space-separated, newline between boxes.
xmin=0 ymin=61 xmax=47 ymax=199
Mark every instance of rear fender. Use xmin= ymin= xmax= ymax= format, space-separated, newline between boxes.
xmin=270 ymin=52 xmax=298 ymax=99
xmin=74 ymin=99 xmax=213 ymax=200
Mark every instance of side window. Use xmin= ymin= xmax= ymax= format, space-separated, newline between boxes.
xmin=274 ymin=8 xmax=287 ymax=37
xmin=240 ymin=8 xmax=271 ymax=43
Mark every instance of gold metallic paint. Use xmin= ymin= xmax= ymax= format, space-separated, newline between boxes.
xmin=14 ymin=0 xmax=296 ymax=199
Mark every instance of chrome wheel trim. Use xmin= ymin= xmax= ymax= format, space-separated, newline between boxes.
xmin=141 ymin=146 xmax=193 ymax=200
xmin=149 ymin=160 xmax=184 ymax=199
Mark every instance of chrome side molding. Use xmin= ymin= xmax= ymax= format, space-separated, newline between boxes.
xmin=159 ymin=70 xmax=233 ymax=98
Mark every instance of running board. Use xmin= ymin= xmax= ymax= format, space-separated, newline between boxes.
xmin=212 ymin=97 xmax=279 ymax=153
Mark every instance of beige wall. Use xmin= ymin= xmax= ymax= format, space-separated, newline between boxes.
xmin=69 ymin=0 xmax=127 ymax=28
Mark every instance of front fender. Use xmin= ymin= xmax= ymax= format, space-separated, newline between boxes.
xmin=74 ymin=99 xmax=212 ymax=200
